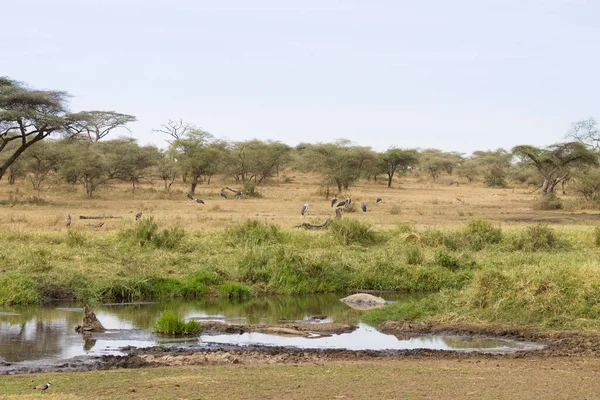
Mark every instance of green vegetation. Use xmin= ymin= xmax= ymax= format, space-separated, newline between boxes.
xmin=218 ymin=282 xmax=255 ymax=299
xmin=153 ymin=312 xmax=201 ymax=336
xmin=2 ymin=217 xmax=600 ymax=331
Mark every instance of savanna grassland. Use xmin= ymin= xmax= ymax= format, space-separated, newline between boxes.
xmin=1 ymin=173 xmax=600 ymax=332
xmin=3 ymin=174 xmax=600 ymax=400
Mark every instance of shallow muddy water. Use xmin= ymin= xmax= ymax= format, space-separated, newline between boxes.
xmin=0 ymin=293 xmax=542 ymax=370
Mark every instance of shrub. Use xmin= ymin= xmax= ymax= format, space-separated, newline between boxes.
xmin=510 ymin=224 xmax=567 ymax=251
xmin=534 ymin=193 xmax=563 ymax=210
xmin=329 ymin=218 xmax=377 ymax=246
xmin=420 ymin=228 xmax=443 ymax=247
xmin=405 ymin=245 xmax=424 ymax=265
xmin=118 ymin=218 xmax=185 ymax=250
xmin=154 ymin=312 xmax=201 ymax=336
xmin=225 ymin=220 xmax=283 ymax=247
xmin=218 ymin=282 xmax=255 ymax=299
xmin=243 ymin=182 xmax=262 ymax=198
xmin=464 ymin=219 xmax=502 ymax=251
xmin=434 ymin=251 xmax=462 ymax=271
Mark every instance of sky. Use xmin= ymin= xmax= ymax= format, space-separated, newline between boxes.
xmin=2 ymin=0 xmax=599 ymax=154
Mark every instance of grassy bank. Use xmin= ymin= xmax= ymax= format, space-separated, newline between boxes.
xmin=1 ymin=217 xmax=600 ymax=330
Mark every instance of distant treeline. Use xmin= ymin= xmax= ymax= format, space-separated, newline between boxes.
xmin=2 ymin=77 xmax=600 ymax=202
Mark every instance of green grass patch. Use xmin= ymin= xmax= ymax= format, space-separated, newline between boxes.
xmin=0 ymin=274 xmax=40 ymax=305
xmin=329 ymin=218 xmax=378 ymax=246
xmin=153 ymin=312 xmax=201 ymax=336
xmin=362 ymin=296 xmax=441 ymax=326
xmin=218 ymin=282 xmax=255 ymax=299
xmin=225 ymin=219 xmax=283 ymax=247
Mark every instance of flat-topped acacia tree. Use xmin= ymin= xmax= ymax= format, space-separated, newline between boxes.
xmin=66 ymin=110 xmax=136 ymax=142
xmin=512 ymin=142 xmax=598 ymax=195
xmin=0 ymin=77 xmax=70 ymax=180
xmin=0 ymin=77 xmax=137 ymax=189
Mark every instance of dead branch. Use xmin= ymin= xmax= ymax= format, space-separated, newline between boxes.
xmin=79 ymin=215 xmax=122 ymax=219
xmin=295 ymin=219 xmax=332 ymax=230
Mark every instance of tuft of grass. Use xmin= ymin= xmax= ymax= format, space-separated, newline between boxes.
xmin=66 ymin=231 xmax=86 ymax=247
xmin=405 ymin=244 xmax=424 ymax=265
xmin=225 ymin=220 xmax=283 ymax=247
xmin=509 ymin=224 xmax=567 ymax=251
xmin=329 ymin=218 xmax=377 ymax=246
xmin=0 ymin=274 xmax=40 ymax=305
xmin=118 ymin=218 xmax=185 ymax=250
xmin=594 ymin=227 xmax=600 ymax=247
xmin=218 ymin=282 xmax=255 ymax=299
xmin=153 ymin=312 xmax=201 ymax=336
xmin=389 ymin=205 xmax=402 ymax=215
xmin=463 ymin=219 xmax=502 ymax=250
xmin=362 ymin=296 xmax=441 ymax=326
xmin=534 ymin=192 xmax=563 ymax=210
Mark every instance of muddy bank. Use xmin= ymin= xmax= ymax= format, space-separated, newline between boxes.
xmin=5 ymin=320 xmax=600 ymax=375
xmin=379 ymin=320 xmax=600 ymax=357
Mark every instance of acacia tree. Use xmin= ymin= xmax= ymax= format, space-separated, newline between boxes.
xmin=21 ymin=139 xmax=64 ymax=189
xmin=419 ymin=149 xmax=462 ymax=181
xmin=58 ymin=140 xmax=109 ymax=198
xmin=0 ymin=77 xmax=70 ymax=180
xmin=156 ymin=150 xmax=179 ymax=194
xmin=470 ymin=149 xmax=513 ymax=187
xmin=227 ymin=140 xmax=291 ymax=184
xmin=380 ymin=148 xmax=419 ymax=188
xmin=566 ymin=117 xmax=599 ymax=150
xmin=173 ymin=130 xmax=225 ymax=195
xmin=66 ymin=110 xmax=136 ymax=142
xmin=101 ymin=138 xmax=160 ymax=193
xmin=512 ymin=142 xmax=598 ymax=195
xmin=298 ymin=140 xmax=376 ymax=192
xmin=153 ymin=118 xmax=193 ymax=145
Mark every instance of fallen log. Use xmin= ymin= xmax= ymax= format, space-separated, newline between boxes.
xmin=295 ymin=219 xmax=332 ymax=230
xmin=79 ymin=215 xmax=123 ymax=219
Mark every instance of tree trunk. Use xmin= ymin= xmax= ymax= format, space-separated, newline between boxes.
xmin=387 ymin=172 xmax=393 ymax=188
xmin=8 ymin=170 xmax=15 ymax=185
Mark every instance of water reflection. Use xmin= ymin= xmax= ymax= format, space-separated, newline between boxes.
xmin=0 ymin=293 xmax=539 ymax=366
xmin=202 ymin=324 xmax=527 ymax=352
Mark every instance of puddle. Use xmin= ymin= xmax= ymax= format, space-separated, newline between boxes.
xmin=0 ymin=293 xmax=543 ymax=371
xmin=201 ymin=323 xmax=542 ymax=353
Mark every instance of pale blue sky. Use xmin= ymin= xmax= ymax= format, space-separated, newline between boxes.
xmin=2 ymin=0 xmax=599 ymax=153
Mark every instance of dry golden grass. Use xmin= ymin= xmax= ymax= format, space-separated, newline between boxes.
xmin=0 ymin=172 xmax=596 ymax=233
